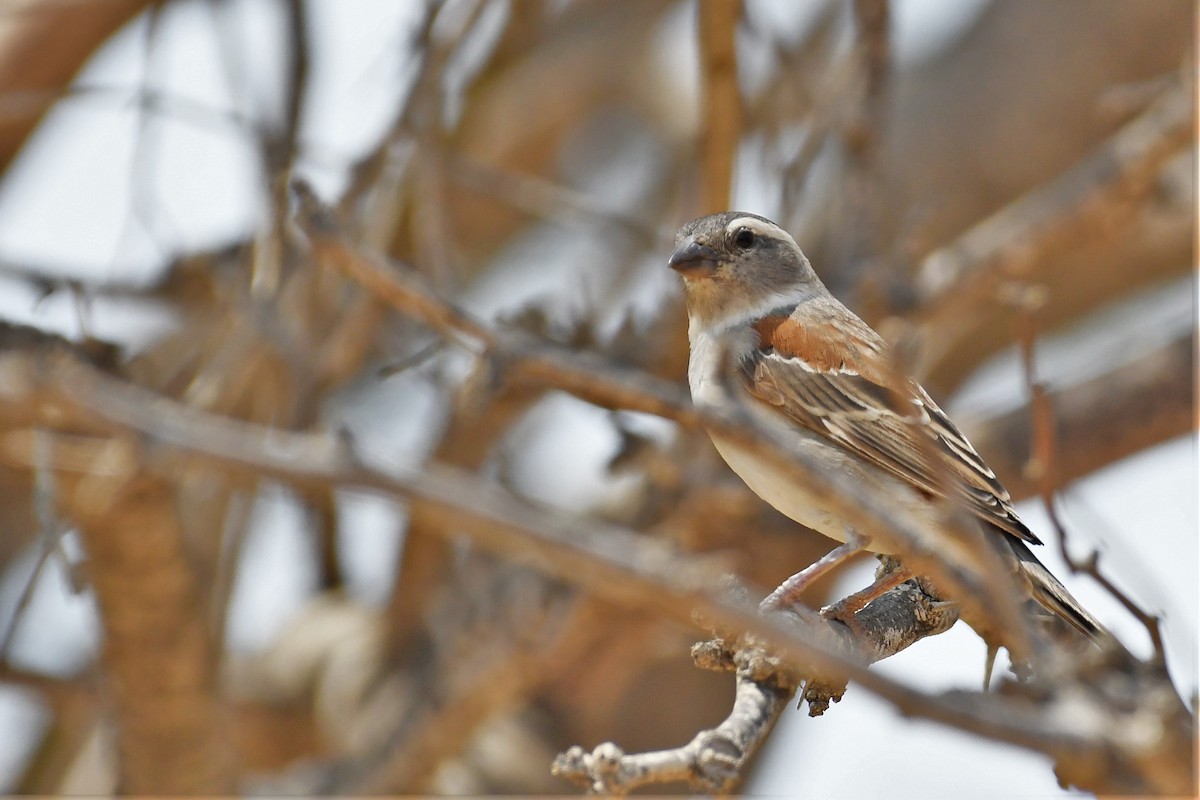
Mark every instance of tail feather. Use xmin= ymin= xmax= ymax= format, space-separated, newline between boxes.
xmin=1008 ymin=539 xmax=1108 ymax=641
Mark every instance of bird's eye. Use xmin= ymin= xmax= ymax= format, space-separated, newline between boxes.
xmin=732 ymin=228 xmax=756 ymax=250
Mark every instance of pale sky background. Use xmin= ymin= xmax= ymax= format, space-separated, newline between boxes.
xmin=0 ymin=0 xmax=1194 ymax=795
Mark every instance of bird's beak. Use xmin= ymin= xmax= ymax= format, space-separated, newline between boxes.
xmin=668 ymin=241 xmax=720 ymax=278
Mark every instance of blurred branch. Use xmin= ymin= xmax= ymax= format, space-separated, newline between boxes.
xmin=961 ymin=324 xmax=1194 ymax=501
xmin=915 ymin=75 xmax=1193 ymax=376
xmin=834 ymin=0 xmax=894 ymax=307
xmin=278 ymin=0 xmax=309 ymax=171
xmin=0 ymin=665 xmax=100 ymax=794
xmin=1010 ymin=294 xmax=1168 ymax=662
xmin=847 ymin=0 xmax=890 ymax=157
xmin=341 ymin=0 xmax=470 ymax=213
xmin=697 ymin=0 xmax=741 ymax=213
xmin=0 ymin=0 xmax=150 ymax=173
xmin=0 ymin=428 xmax=67 ymax=664
xmin=342 ymin=597 xmax=611 ymax=794
xmin=0 ymin=344 xmax=973 ymax=702
xmin=448 ymin=155 xmax=662 ymax=245
xmin=56 ymin=467 xmax=236 ymax=795
xmin=250 ymin=0 xmax=310 ymax=299
xmin=385 ymin=378 xmax=543 ymax=665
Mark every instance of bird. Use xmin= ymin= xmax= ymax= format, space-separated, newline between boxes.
xmin=668 ymin=210 xmax=1104 ymax=640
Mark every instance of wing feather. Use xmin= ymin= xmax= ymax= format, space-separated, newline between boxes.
xmin=746 ymin=309 xmax=1039 ymax=545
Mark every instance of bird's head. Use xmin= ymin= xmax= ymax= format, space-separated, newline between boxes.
xmin=668 ymin=212 xmax=822 ymax=332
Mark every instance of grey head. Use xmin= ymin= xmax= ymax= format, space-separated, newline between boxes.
xmin=668 ymin=212 xmax=823 ymax=332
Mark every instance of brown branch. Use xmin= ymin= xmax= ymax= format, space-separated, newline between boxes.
xmin=697 ymin=0 xmax=742 ymax=213
xmin=0 ymin=1 xmax=152 ymax=173
xmin=0 ymin=350 xmax=978 ymax=715
xmin=363 ymin=382 xmax=547 ymax=792
xmin=555 ymin=575 xmax=959 ymax=794
xmin=834 ymin=0 xmax=893 ymax=299
xmin=384 ymin=379 xmax=544 ymax=665
xmin=447 ymin=155 xmax=663 ymax=246
xmin=56 ymin=466 xmax=237 ymax=794
xmin=341 ymin=598 xmax=615 ymax=794
xmin=847 ymin=0 xmax=890 ymax=157
xmin=250 ymin=0 xmax=310 ymax=299
xmin=915 ymin=75 xmax=1193 ymax=378
xmin=1010 ymin=296 xmax=1168 ymax=663
xmin=0 ymin=666 xmax=100 ymax=794
xmin=960 ymin=324 xmax=1194 ymax=501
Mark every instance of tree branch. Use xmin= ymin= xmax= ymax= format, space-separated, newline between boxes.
xmin=915 ymin=75 xmax=1193 ymax=381
xmin=960 ymin=325 xmax=1193 ymax=501
xmin=697 ymin=0 xmax=742 ymax=213
xmin=57 ymin=467 xmax=237 ymax=794
xmin=0 ymin=1 xmax=152 ymax=174
xmin=555 ymin=575 xmax=959 ymax=794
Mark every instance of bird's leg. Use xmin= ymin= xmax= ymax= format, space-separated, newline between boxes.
xmin=819 ymin=565 xmax=912 ymax=625
xmin=982 ymin=642 xmax=1001 ymax=691
xmin=759 ymin=530 xmax=867 ymax=612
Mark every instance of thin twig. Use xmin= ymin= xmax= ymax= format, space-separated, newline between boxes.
xmin=960 ymin=322 xmax=1193 ymax=501
xmin=1009 ymin=290 xmax=1167 ymax=663
xmin=447 ymin=155 xmax=663 ymax=246
xmin=0 ymin=432 xmax=62 ymax=663
xmin=250 ymin=0 xmax=310 ymax=299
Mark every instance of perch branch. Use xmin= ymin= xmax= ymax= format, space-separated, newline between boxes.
xmin=555 ymin=575 xmax=959 ymax=794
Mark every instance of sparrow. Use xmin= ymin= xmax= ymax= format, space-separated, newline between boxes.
xmin=668 ymin=211 xmax=1104 ymax=639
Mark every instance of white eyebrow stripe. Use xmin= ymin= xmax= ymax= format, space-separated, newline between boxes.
xmin=725 ymin=216 xmax=800 ymax=249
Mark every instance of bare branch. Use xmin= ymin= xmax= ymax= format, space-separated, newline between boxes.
xmin=0 ymin=1 xmax=151 ymax=172
xmin=916 ymin=75 xmax=1193 ymax=376
xmin=55 ymin=465 xmax=236 ymax=794
xmin=697 ymin=0 xmax=742 ymax=213
xmin=1009 ymin=294 xmax=1168 ymax=663
xmin=961 ymin=323 xmax=1193 ymax=501
xmin=339 ymin=597 xmax=615 ymax=795
xmin=555 ymin=575 xmax=959 ymax=794
xmin=831 ymin=0 xmax=894 ymax=302
xmin=555 ymin=654 xmax=794 ymax=795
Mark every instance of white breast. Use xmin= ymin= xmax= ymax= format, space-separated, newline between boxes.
xmin=708 ymin=433 xmax=850 ymax=542
xmin=687 ymin=326 xmax=851 ymax=543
